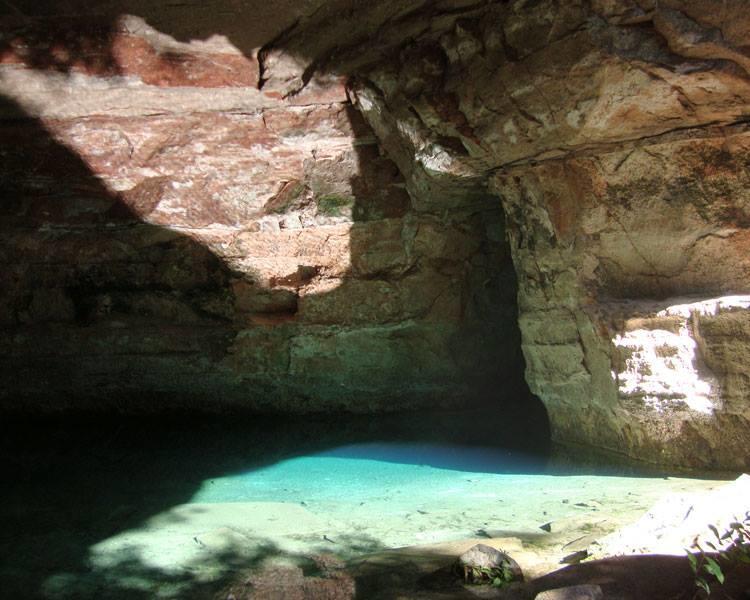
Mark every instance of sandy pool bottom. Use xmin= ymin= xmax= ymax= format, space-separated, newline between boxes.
xmin=37 ymin=443 xmax=731 ymax=598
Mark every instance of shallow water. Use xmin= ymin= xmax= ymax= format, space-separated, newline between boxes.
xmin=1 ymin=412 xmax=732 ymax=599
xmin=187 ymin=440 xmax=727 ymax=547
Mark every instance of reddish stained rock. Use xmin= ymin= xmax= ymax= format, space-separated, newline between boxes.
xmin=26 ymin=108 xmax=359 ymax=228
xmin=0 ymin=16 xmax=257 ymax=87
xmin=0 ymin=16 xmax=120 ymax=75
xmin=111 ymin=34 xmax=257 ymax=87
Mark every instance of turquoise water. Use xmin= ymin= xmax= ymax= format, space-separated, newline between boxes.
xmin=183 ymin=439 xmax=722 ymax=545
xmin=1 ymin=415 xmax=730 ymax=599
xmin=192 ymin=442 xmax=546 ymax=504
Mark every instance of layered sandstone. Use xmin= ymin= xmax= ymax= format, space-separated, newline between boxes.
xmin=0 ymin=4 xmax=522 ymax=413
xmin=2 ymin=0 xmax=750 ymax=468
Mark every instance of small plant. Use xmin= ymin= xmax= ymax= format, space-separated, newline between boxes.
xmin=457 ymin=558 xmax=519 ymax=588
xmin=687 ymin=511 xmax=750 ymax=597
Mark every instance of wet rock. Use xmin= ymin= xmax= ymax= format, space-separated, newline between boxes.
xmin=220 ymin=559 xmax=355 ymax=600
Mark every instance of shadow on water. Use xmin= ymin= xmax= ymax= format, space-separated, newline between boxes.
xmin=0 ymin=410 xmax=553 ymax=599
xmin=0 ymin=410 xmax=729 ymax=599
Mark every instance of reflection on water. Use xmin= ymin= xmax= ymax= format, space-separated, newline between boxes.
xmin=0 ymin=411 xmax=730 ymax=599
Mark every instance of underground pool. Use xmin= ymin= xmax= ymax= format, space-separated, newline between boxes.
xmin=0 ymin=412 xmax=732 ymax=599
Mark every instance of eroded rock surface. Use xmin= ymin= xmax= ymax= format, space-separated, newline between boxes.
xmin=334 ymin=0 xmax=750 ymax=467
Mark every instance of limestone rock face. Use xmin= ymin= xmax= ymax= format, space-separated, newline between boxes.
xmin=486 ymin=4 xmax=750 ymax=469
xmin=0 ymin=3 xmax=522 ymax=412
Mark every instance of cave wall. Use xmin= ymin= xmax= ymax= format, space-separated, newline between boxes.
xmin=340 ymin=0 xmax=750 ymax=468
xmin=0 ymin=3 xmax=523 ymax=413
xmin=3 ymin=0 xmax=750 ymax=469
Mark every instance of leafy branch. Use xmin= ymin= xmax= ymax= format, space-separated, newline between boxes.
xmin=687 ymin=511 xmax=750 ymax=597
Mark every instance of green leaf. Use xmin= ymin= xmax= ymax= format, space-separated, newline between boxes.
xmin=704 ymin=557 xmax=725 ymax=584
xmin=708 ymin=524 xmax=721 ymax=542
xmin=697 ymin=576 xmax=711 ymax=596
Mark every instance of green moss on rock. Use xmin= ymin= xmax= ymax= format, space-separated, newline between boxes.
xmin=317 ymin=194 xmax=354 ymax=216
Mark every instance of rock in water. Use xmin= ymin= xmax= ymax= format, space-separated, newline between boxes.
xmin=535 ymin=585 xmax=603 ymax=600
xmin=456 ymin=543 xmax=523 ymax=585
xmin=560 ymin=550 xmax=589 ymax=565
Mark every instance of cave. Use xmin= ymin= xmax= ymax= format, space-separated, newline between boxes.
xmin=3 ymin=1 xmax=750 ymax=598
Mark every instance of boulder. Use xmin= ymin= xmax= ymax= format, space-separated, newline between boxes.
xmin=457 ymin=543 xmax=524 ymax=585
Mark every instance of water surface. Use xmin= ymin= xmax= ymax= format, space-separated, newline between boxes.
xmin=1 ymin=412 xmax=730 ymax=599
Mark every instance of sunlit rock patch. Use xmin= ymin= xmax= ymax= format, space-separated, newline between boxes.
xmin=612 ymin=296 xmax=750 ymax=416
xmin=612 ymin=299 xmax=730 ymax=416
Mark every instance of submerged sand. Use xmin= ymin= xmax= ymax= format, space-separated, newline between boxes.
xmin=3 ymin=417 xmax=739 ymax=599
xmin=52 ymin=450 xmax=730 ymax=598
